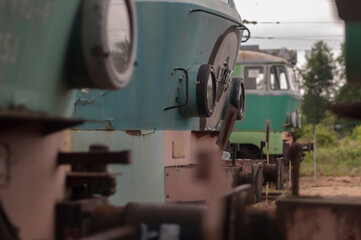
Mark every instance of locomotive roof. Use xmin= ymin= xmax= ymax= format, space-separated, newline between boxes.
xmin=237 ymin=50 xmax=289 ymax=65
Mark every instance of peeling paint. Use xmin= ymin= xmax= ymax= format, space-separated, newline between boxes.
xmin=80 ymin=98 xmax=96 ymax=105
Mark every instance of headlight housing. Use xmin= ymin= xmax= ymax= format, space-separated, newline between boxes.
xmin=175 ymin=64 xmax=217 ymax=118
xmin=70 ymin=0 xmax=137 ymax=89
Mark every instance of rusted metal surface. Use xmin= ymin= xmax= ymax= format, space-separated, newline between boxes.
xmin=277 ymin=197 xmax=361 ymax=240
xmin=216 ymin=105 xmax=239 ymax=150
xmin=329 ymin=102 xmax=361 ymax=120
xmin=0 ymin=127 xmax=69 ymax=239
xmin=264 ymin=161 xmax=284 ymax=190
xmin=0 ymin=144 xmax=9 ymax=186
xmin=0 ymin=201 xmax=19 ymax=240
xmin=276 ymin=158 xmax=284 ymax=190
xmin=0 ymin=110 xmax=84 ymax=135
xmin=264 ymin=164 xmax=277 ymax=182
xmin=222 ymin=184 xmax=251 ymax=240
xmin=66 ymin=172 xmax=116 ymax=197
xmin=192 ymin=130 xmax=220 ymax=138
xmin=122 ymin=203 xmax=205 ymax=240
xmin=242 ymin=208 xmax=283 ymax=240
xmin=81 ymin=226 xmax=136 ymax=240
xmin=56 ymin=198 xmax=111 ymax=240
xmin=289 ymin=143 xmax=302 ymax=196
xmin=238 ymin=50 xmax=288 ymax=64
xmin=164 ymin=165 xmax=239 ymax=203
xmin=262 ymin=192 xmax=282 ymax=200
xmin=238 ymin=162 xmax=263 ymax=203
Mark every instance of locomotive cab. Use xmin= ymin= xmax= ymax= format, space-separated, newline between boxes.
xmin=231 ymin=49 xmax=302 ymax=159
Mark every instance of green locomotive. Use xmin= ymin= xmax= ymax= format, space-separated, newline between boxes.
xmin=230 ymin=47 xmax=302 ymax=159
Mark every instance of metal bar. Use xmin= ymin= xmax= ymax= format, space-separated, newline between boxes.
xmin=66 ymin=172 xmax=115 ymax=187
xmin=81 ymin=226 xmax=135 ymax=240
xmin=289 ymin=143 xmax=302 ymax=196
xmin=313 ymin=123 xmax=317 ymax=187
xmin=58 ymin=151 xmax=131 ymax=165
xmin=232 ymin=144 xmax=236 ymax=166
xmin=223 ymin=184 xmax=251 ymax=199
xmin=265 ymin=119 xmax=271 ymax=205
xmin=164 ymin=68 xmax=189 ymax=111
xmin=329 ymin=102 xmax=361 ymax=120
xmin=0 ymin=110 xmax=84 ymax=135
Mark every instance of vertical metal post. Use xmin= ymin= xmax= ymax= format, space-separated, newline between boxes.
xmin=313 ymin=123 xmax=317 ymax=187
xmin=265 ymin=119 xmax=271 ymax=206
xmin=232 ymin=144 xmax=236 ymax=167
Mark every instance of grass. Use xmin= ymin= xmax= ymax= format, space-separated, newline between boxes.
xmin=300 ymin=137 xmax=361 ymax=177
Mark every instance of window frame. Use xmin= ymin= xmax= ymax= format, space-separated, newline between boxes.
xmin=244 ymin=66 xmax=266 ymax=91
xmin=268 ymin=65 xmax=289 ymax=91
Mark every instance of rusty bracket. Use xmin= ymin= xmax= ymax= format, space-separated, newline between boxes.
xmin=288 ymin=143 xmax=302 ymax=196
xmin=58 ymin=151 xmax=131 ymax=165
xmin=0 ymin=110 xmax=84 ymax=135
xmin=216 ymin=105 xmax=239 ymax=150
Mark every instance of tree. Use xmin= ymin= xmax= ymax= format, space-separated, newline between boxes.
xmin=300 ymin=41 xmax=336 ymax=124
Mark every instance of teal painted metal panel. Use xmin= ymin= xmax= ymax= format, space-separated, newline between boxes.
xmin=0 ymin=0 xmax=79 ymax=117
xmin=235 ymin=94 xmax=300 ymax=131
xmin=74 ymin=1 xmax=241 ymax=130
xmin=230 ymin=131 xmax=284 ymax=155
xmin=71 ymin=130 xmax=165 ymax=205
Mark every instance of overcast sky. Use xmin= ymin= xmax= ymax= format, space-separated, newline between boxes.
xmin=234 ymin=0 xmax=344 ymax=66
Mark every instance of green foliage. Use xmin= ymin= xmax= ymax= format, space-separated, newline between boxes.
xmin=300 ymin=143 xmax=361 ymax=177
xmin=298 ymin=123 xmax=338 ymax=147
xmin=299 ymin=41 xmax=337 ymax=124
xmin=301 ymin=41 xmax=336 ymax=96
xmin=350 ymin=125 xmax=361 ymax=142
xmin=301 ymin=93 xmax=327 ymax=124
xmin=297 ymin=43 xmax=361 ymax=177
xmin=320 ymin=110 xmax=338 ymax=126
xmin=299 ymin=124 xmax=361 ymax=177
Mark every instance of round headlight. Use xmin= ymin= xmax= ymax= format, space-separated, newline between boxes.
xmin=82 ymin=0 xmax=137 ymax=89
xmin=106 ymin=0 xmax=132 ymax=75
xmin=206 ymin=73 xmax=215 ymax=113
xmin=197 ymin=64 xmax=216 ymax=117
xmin=222 ymin=77 xmax=246 ymax=121
xmin=239 ymin=80 xmax=246 ymax=120
xmin=297 ymin=112 xmax=302 ymax=128
xmin=176 ymin=64 xmax=216 ymax=118
xmin=291 ymin=111 xmax=297 ymax=128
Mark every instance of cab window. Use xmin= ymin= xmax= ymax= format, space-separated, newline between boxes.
xmin=244 ymin=66 xmax=265 ymax=90
xmin=287 ymin=66 xmax=299 ymax=91
xmin=270 ymin=66 xmax=289 ymax=90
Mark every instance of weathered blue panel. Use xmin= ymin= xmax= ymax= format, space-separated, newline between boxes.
xmin=71 ymin=130 xmax=165 ymax=205
xmin=0 ymin=0 xmax=79 ymax=117
xmin=74 ymin=1 xmax=241 ymax=130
